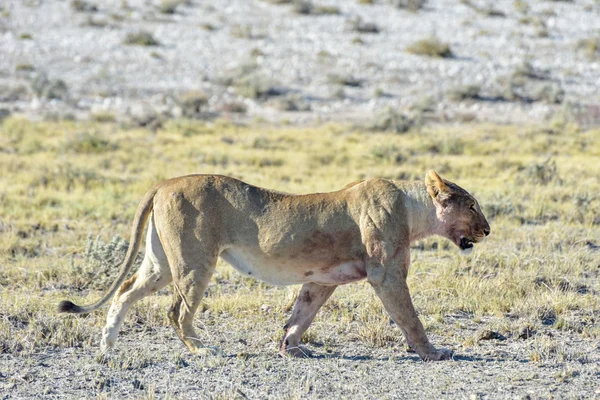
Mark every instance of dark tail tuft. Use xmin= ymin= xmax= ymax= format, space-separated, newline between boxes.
xmin=58 ymin=300 xmax=83 ymax=314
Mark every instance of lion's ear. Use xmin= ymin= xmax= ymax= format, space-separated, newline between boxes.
xmin=425 ymin=170 xmax=449 ymax=203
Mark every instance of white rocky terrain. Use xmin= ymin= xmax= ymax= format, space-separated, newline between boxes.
xmin=1 ymin=0 xmax=599 ymax=127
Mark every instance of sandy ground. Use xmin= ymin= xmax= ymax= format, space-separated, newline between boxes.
xmin=2 ymin=311 xmax=600 ymax=399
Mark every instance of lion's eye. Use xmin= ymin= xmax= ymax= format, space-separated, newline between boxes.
xmin=469 ymin=205 xmax=477 ymax=213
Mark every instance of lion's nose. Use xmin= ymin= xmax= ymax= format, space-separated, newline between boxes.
xmin=484 ymin=228 xmax=490 ymax=236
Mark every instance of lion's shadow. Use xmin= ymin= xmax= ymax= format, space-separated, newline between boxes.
xmin=222 ymin=351 xmax=518 ymax=363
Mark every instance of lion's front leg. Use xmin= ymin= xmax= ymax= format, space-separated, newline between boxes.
xmin=366 ymin=250 xmax=453 ymax=362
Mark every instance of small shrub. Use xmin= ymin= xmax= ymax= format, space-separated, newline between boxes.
xmin=269 ymin=93 xmax=311 ymax=111
xmin=519 ymin=158 xmax=561 ymax=186
xmin=292 ymin=0 xmax=313 ymax=14
xmin=347 ymin=16 xmax=380 ymax=33
xmin=357 ymin=319 xmax=398 ymax=347
xmin=370 ymin=144 xmax=405 ymax=164
xmin=389 ymin=0 xmax=426 ymax=12
xmin=123 ymin=31 xmax=159 ymax=46
xmin=230 ymin=24 xmax=251 ymax=39
xmin=331 ymin=87 xmax=345 ymax=99
xmin=483 ymin=198 xmax=516 ymax=219
xmin=90 ymin=111 xmax=117 ymax=123
xmin=216 ymin=62 xmax=280 ymax=99
xmin=327 ymin=73 xmax=362 ymax=87
xmin=219 ymin=100 xmax=247 ymax=113
xmin=513 ymin=0 xmax=529 ymax=13
xmin=493 ymin=68 xmax=563 ymax=104
xmin=294 ymin=1 xmax=340 ymax=15
xmin=178 ymin=90 xmax=209 ymax=118
xmin=236 ymin=73 xmax=280 ymax=99
xmin=314 ymin=5 xmax=341 ymax=14
xmin=159 ymin=0 xmax=185 ymax=14
xmin=461 ymin=0 xmax=505 ymax=17
xmin=31 ymin=73 xmax=69 ymax=100
xmin=15 ymin=64 xmax=35 ymax=72
xmin=531 ymin=83 xmax=564 ymax=104
xmin=64 ymin=132 xmax=117 ymax=154
xmin=70 ymin=0 xmax=98 ymax=12
xmin=576 ymin=38 xmax=599 ymax=59
xmin=447 ymin=84 xmax=480 ymax=101
xmin=70 ymin=234 xmax=141 ymax=290
xmin=512 ymin=61 xmax=548 ymax=81
xmin=84 ymin=15 xmax=110 ymax=28
xmin=369 ymin=107 xmax=415 ymax=133
xmin=406 ymin=37 xmax=452 ymax=58
xmin=200 ymin=23 xmax=217 ymax=31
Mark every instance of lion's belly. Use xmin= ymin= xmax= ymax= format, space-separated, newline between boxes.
xmin=220 ymin=247 xmax=367 ymax=286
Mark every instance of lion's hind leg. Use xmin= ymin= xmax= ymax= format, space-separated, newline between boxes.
xmin=167 ymin=261 xmax=217 ymax=356
xmin=280 ymin=283 xmax=336 ymax=358
xmin=101 ymin=216 xmax=172 ymax=352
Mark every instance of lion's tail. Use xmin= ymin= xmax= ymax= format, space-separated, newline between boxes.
xmin=58 ymin=186 xmax=159 ymax=315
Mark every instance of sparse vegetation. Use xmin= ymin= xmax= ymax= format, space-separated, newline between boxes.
xmin=460 ymin=0 xmax=506 ymax=17
xmin=447 ymin=84 xmax=481 ymax=101
xmin=63 ymin=131 xmax=118 ymax=154
xmin=15 ymin=63 xmax=35 ymax=72
xmin=1 ymin=118 xmax=599 ymax=397
xmin=389 ymin=0 xmax=426 ymax=12
xmin=346 ymin=16 xmax=380 ymax=33
xmin=31 ymin=73 xmax=69 ymax=100
xmin=178 ymin=90 xmax=209 ymax=119
xmin=293 ymin=1 xmax=341 ymax=15
xmin=70 ymin=0 xmax=98 ymax=12
xmin=90 ymin=111 xmax=117 ymax=123
xmin=158 ymin=0 xmax=185 ymax=14
xmin=216 ymin=63 xmax=280 ymax=99
xmin=513 ymin=0 xmax=529 ymax=14
xmin=577 ymin=37 xmax=599 ymax=59
xmin=123 ymin=31 xmax=159 ymax=46
xmin=493 ymin=66 xmax=564 ymax=104
xmin=406 ymin=37 xmax=452 ymax=58
xmin=269 ymin=92 xmax=311 ymax=111
xmin=219 ymin=100 xmax=248 ymax=114
xmin=327 ymin=73 xmax=363 ymax=87
xmin=369 ymin=106 xmax=416 ymax=133
xmin=230 ymin=24 xmax=266 ymax=39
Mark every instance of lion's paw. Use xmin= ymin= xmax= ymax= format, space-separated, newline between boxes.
xmin=421 ymin=348 xmax=453 ymax=361
xmin=193 ymin=346 xmax=223 ymax=357
xmin=280 ymin=345 xmax=312 ymax=358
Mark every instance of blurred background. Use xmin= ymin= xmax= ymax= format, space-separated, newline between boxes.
xmin=1 ymin=0 xmax=599 ymax=128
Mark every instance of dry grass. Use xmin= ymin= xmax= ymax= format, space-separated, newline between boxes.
xmin=123 ymin=31 xmax=159 ymax=46
xmin=0 ymin=118 xmax=599 ymax=366
xmin=406 ymin=37 xmax=452 ymax=58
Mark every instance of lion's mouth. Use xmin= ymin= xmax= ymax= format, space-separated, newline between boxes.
xmin=459 ymin=237 xmax=474 ymax=251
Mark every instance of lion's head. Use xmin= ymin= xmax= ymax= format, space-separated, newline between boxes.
xmin=425 ymin=170 xmax=490 ymax=255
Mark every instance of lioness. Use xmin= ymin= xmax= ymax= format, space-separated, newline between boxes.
xmin=59 ymin=171 xmax=490 ymax=361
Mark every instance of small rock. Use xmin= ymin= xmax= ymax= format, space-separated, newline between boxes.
xmin=478 ymin=330 xmax=506 ymax=341
xmin=519 ymin=327 xmax=536 ymax=339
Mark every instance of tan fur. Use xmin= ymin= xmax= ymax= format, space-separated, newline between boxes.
xmin=59 ymin=171 xmax=490 ymax=361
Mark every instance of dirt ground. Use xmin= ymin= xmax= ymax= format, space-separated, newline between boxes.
xmin=3 ymin=306 xmax=600 ymax=399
